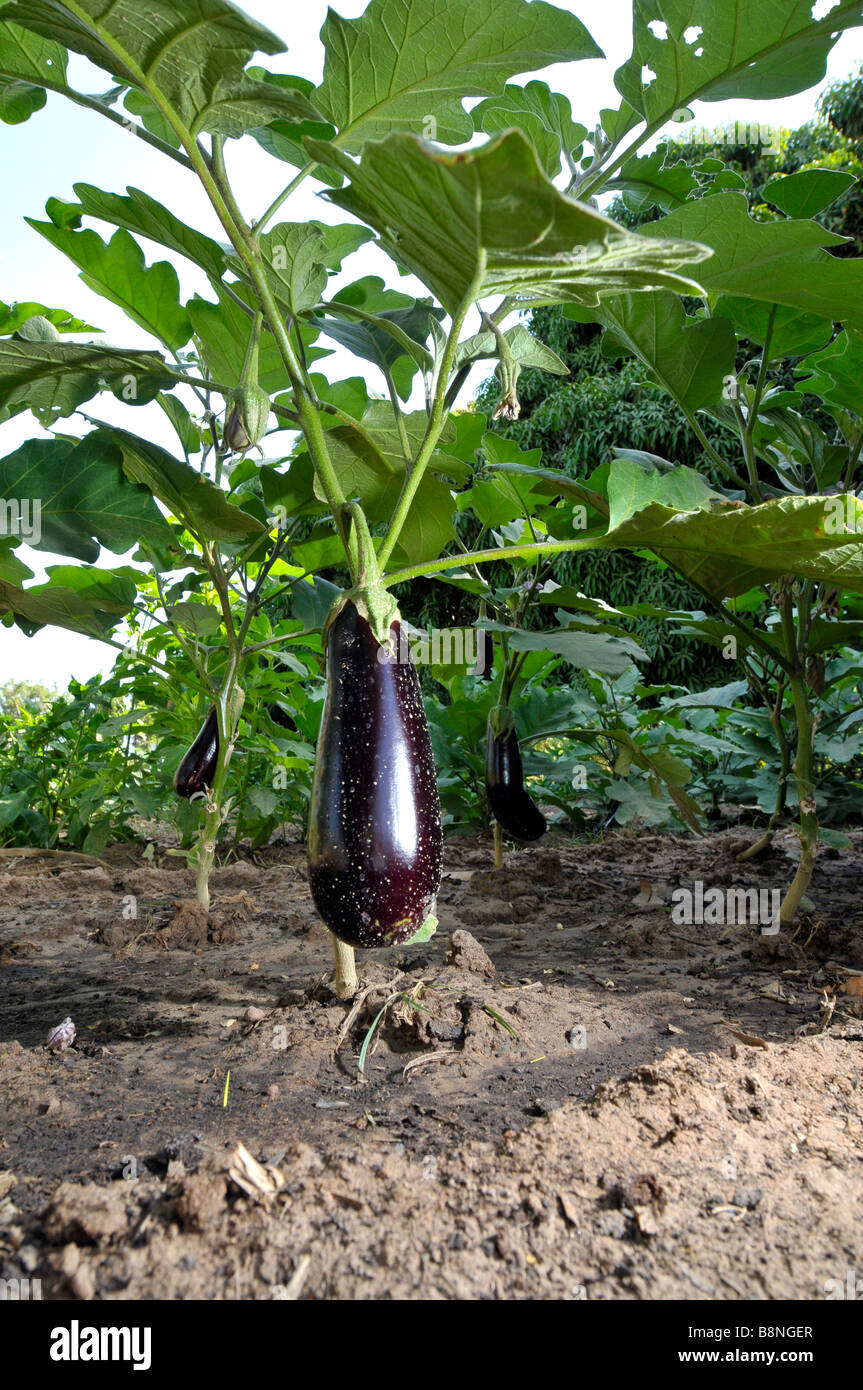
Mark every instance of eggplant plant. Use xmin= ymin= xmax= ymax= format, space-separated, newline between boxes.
xmin=3 ymin=0 xmax=863 ymax=997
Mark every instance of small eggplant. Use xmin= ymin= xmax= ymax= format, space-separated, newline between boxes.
xmin=173 ymin=706 xmax=219 ymax=798
xmin=308 ymin=598 xmax=443 ymax=949
xmin=485 ymin=707 xmax=546 ymax=842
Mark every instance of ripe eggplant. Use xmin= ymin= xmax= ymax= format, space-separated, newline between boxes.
xmin=485 ymin=707 xmax=546 ymax=842
xmin=173 ymin=706 xmax=219 ymax=798
xmin=308 ymin=598 xmax=443 ymax=949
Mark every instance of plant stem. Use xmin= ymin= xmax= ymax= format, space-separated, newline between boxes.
xmin=376 ymin=262 xmax=486 ymax=570
xmin=493 ymin=821 xmax=503 ymax=869
xmin=778 ymin=588 xmax=818 ymax=923
xmin=332 ymin=935 xmax=359 ymax=1001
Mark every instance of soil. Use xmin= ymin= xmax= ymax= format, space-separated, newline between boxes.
xmin=0 ymin=828 xmax=861 ymax=1302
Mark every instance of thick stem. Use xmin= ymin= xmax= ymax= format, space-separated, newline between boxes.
xmin=493 ymin=821 xmax=503 ymax=869
xmin=778 ymin=591 xmax=818 ymax=923
xmin=332 ymin=935 xmax=359 ymax=1001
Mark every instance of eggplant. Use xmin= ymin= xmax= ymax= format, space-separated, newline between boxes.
xmin=485 ymin=707 xmax=546 ymax=842
xmin=173 ymin=706 xmax=219 ymax=798
xmin=308 ymin=599 xmax=443 ymax=949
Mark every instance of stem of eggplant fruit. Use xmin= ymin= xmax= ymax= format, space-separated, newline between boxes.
xmin=493 ymin=822 xmax=503 ymax=870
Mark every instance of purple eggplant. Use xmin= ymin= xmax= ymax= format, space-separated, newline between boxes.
xmin=173 ymin=706 xmax=218 ymax=798
xmin=485 ymin=708 xmax=546 ymax=842
xmin=308 ymin=599 xmax=443 ymax=948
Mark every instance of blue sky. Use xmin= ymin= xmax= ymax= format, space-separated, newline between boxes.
xmin=2 ymin=0 xmax=863 ymax=689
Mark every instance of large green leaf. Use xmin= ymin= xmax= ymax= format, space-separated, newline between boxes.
xmin=26 ymin=221 xmax=191 ymax=350
xmin=502 ymin=625 xmax=647 ymax=676
xmin=615 ymin=1 xmax=863 ymax=124
xmin=0 ymin=433 xmax=174 ymax=560
xmin=643 ymin=193 xmax=863 ymax=331
xmin=66 ymin=184 xmax=228 ymax=281
xmin=0 ymin=18 xmax=64 ymax=124
xmin=471 ymin=80 xmax=585 ymax=178
xmin=606 ymin=457 xmax=719 ymax=529
xmin=0 ymin=564 xmax=137 ymax=636
xmin=314 ymin=0 xmax=601 ymax=151
xmin=0 ymin=339 xmax=175 ymax=418
xmin=763 ymin=169 xmax=857 ymax=220
xmin=2 ymin=0 xmax=319 ymax=137
xmin=96 ymin=426 xmax=266 ymax=541
xmin=309 ymin=130 xmax=710 ymax=315
xmin=795 ymin=329 xmax=863 ymax=416
xmin=568 ymin=290 xmax=737 ymax=412
xmin=587 ymin=478 xmax=863 ymax=597
xmin=713 ymin=297 xmax=833 ymax=359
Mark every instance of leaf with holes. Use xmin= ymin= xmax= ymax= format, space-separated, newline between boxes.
xmin=314 ymin=0 xmax=601 ymax=151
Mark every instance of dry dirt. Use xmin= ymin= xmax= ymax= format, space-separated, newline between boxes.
xmin=0 ymin=828 xmax=861 ymax=1302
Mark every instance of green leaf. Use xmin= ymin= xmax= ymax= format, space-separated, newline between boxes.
xmin=472 ymin=80 xmax=585 ymax=177
xmin=187 ymin=288 xmax=314 ymax=396
xmin=713 ymin=297 xmax=833 ymax=359
xmin=308 ymin=129 xmax=710 ymax=315
xmin=0 ymin=339 xmax=175 ymax=419
xmin=499 ymin=624 xmax=647 ymax=676
xmin=643 ymin=193 xmax=863 ymax=332
xmin=605 ymin=144 xmax=697 ymax=213
xmin=316 ymin=292 xmax=442 ymax=392
xmin=4 ymin=0 xmax=320 ymax=137
xmin=97 ymin=426 xmax=266 ymax=542
xmin=454 ymin=323 xmax=568 ymax=376
xmin=314 ymin=0 xmax=601 ymax=151
xmin=0 ymin=299 xmax=98 ymax=334
xmin=25 ymin=221 xmax=191 ymax=350
xmin=615 ymin=1 xmax=863 ymax=124
xmin=568 ymin=290 xmax=737 ymax=412
xmin=157 ymin=393 xmax=204 ymax=455
xmin=0 ymin=17 xmax=66 ymax=127
xmin=68 ymin=183 xmax=228 ymax=281
xmin=166 ymin=600 xmax=221 ymax=637
xmin=763 ymin=168 xmax=857 ymax=219
xmin=796 ymin=330 xmax=863 ymax=416
xmin=0 ymin=434 xmax=173 ymax=561
xmin=0 ymin=565 xmax=136 ymax=637
xmin=587 ymin=485 xmax=863 ymax=597
xmin=606 ymin=458 xmax=719 ymax=529
xmin=0 ymin=71 xmax=45 ymax=121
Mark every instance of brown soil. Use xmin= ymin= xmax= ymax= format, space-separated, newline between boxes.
xmin=0 ymin=829 xmax=861 ymax=1301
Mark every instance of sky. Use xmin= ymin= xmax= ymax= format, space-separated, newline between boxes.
xmin=2 ymin=0 xmax=863 ymax=690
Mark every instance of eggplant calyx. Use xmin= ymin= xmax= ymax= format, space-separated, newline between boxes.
xmin=324 ymin=584 xmax=400 ymax=651
xmin=489 ymin=704 xmax=516 ymax=739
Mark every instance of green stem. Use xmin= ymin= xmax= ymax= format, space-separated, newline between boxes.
xmin=377 ymin=263 xmax=486 ymax=570
xmin=257 ymin=163 xmax=316 ymax=231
